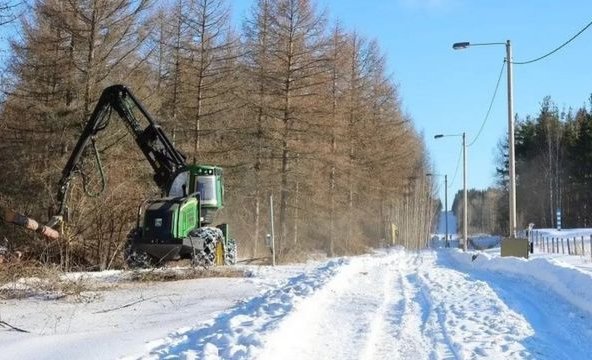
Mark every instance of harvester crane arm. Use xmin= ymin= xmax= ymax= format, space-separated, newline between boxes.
xmin=55 ymin=85 xmax=187 ymax=219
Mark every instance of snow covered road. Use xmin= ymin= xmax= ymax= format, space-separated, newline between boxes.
xmin=4 ymin=248 xmax=592 ymax=359
xmin=138 ymin=249 xmax=592 ymax=359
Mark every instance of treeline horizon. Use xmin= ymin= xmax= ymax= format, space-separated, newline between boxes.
xmin=0 ymin=0 xmax=435 ymax=269
xmin=495 ymin=95 xmax=592 ymax=232
xmin=448 ymin=94 xmax=592 ymax=237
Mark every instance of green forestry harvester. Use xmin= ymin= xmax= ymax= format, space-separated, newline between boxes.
xmin=49 ymin=85 xmax=236 ymax=268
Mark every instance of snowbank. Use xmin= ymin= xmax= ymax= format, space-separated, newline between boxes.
xmin=445 ymin=249 xmax=592 ymax=317
xmin=469 ymin=234 xmax=501 ymax=249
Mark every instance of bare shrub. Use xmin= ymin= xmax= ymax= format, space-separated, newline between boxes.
xmin=126 ymin=267 xmax=247 ymax=282
xmin=0 ymin=262 xmax=95 ymax=300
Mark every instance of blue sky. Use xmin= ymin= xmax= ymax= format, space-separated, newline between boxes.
xmin=2 ymin=1 xmax=591 ymax=209
xmin=233 ymin=0 xmax=592 ymax=209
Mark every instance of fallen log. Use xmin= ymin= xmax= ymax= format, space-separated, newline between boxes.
xmin=1 ymin=207 xmax=60 ymax=240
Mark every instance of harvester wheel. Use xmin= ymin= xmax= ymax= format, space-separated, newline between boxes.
xmin=123 ymin=228 xmax=154 ymax=269
xmin=190 ymin=227 xmax=222 ymax=267
xmin=225 ymin=238 xmax=237 ymax=265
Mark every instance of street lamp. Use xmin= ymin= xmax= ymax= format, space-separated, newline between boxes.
xmin=427 ymin=173 xmax=449 ymax=248
xmin=452 ymin=40 xmax=516 ymax=238
xmin=435 ymin=132 xmax=467 ymax=251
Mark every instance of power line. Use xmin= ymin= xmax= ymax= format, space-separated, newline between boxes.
xmin=448 ymin=145 xmax=463 ymax=190
xmin=512 ymin=17 xmax=592 ymax=65
xmin=468 ymin=60 xmax=505 ymax=147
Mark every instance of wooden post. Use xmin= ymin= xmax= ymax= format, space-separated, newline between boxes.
xmin=582 ymin=236 xmax=585 ymax=256
xmin=561 ymin=238 xmax=565 ymax=254
xmin=573 ymin=238 xmax=577 ymax=255
xmin=567 ymin=236 xmax=571 ymax=255
xmin=269 ymin=194 xmax=276 ymax=267
xmin=544 ymin=237 xmax=547 ymax=252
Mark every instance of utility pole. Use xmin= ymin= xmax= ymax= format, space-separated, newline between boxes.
xmin=444 ymin=174 xmax=449 ymax=247
xmin=462 ymin=132 xmax=468 ymax=251
xmin=452 ymin=40 xmax=516 ymax=239
xmin=434 ymin=132 xmax=468 ymax=251
xmin=506 ymin=40 xmax=517 ymax=239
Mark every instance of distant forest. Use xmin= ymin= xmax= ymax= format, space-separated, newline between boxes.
xmin=0 ymin=0 xmax=436 ymax=269
xmin=450 ymin=95 xmax=592 ymax=236
xmin=497 ymin=96 xmax=592 ymax=231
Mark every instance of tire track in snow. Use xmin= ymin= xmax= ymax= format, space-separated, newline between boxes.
xmin=358 ymin=258 xmax=398 ymax=359
xmin=136 ymin=258 xmax=347 ymax=359
xmin=361 ymin=252 xmax=433 ymax=360
xmin=416 ymin=251 xmax=534 ymax=359
xmin=410 ymin=257 xmax=463 ymax=360
xmin=254 ymin=249 xmax=531 ymax=360
xmin=256 ymin=253 xmax=399 ymax=360
xmin=258 ymin=250 xmax=444 ymax=360
xmin=376 ymin=252 xmax=457 ymax=360
xmin=136 ymin=249 xmax=569 ymax=360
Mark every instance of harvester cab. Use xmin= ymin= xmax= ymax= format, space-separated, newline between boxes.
xmin=50 ymin=85 xmax=236 ymax=268
xmin=168 ymin=165 xmax=225 ymax=225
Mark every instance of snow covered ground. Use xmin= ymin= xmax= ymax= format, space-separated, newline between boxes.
xmin=3 ymin=242 xmax=592 ymax=359
xmin=0 ymin=265 xmax=312 ymax=360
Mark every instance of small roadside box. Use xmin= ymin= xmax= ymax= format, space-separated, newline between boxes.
xmin=501 ymin=237 xmax=530 ymax=259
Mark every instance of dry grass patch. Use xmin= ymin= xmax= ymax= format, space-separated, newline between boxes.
xmin=0 ymin=261 xmax=250 ymax=301
xmin=126 ymin=266 xmax=248 ymax=282
xmin=0 ymin=262 xmax=98 ymax=300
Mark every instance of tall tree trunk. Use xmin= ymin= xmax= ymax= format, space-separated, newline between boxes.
xmin=279 ymin=27 xmax=294 ymax=255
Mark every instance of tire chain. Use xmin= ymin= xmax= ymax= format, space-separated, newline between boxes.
xmin=224 ymin=238 xmax=237 ymax=265
xmin=123 ymin=228 xmax=154 ymax=269
xmin=190 ymin=227 xmax=223 ymax=267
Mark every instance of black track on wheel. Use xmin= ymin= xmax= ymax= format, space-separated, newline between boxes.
xmin=189 ymin=227 xmax=223 ymax=267
xmin=224 ymin=238 xmax=237 ymax=265
xmin=123 ymin=228 xmax=154 ymax=269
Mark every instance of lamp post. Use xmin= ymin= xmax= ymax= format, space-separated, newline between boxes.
xmin=435 ymin=132 xmax=467 ymax=251
xmin=452 ymin=40 xmax=516 ymax=238
xmin=427 ymin=173 xmax=449 ymax=247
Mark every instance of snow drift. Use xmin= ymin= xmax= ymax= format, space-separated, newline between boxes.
xmin=446 ymin=249 xmax=592 ymax=317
